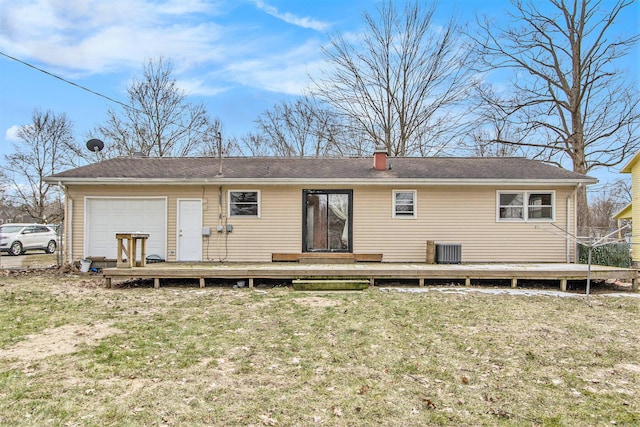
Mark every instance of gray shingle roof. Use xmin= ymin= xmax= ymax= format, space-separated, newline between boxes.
xmin=46 ymin=156 xmax=596 ymax=183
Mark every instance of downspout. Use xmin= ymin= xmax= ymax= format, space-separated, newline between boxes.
xmin=59 ymin=181 xmax=72 ymax=265
xmin=566 ymin=183 xmax=582 ymax=263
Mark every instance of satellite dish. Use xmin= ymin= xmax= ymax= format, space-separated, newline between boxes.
xmin=86 ymin=138 xmax=104 ymax=153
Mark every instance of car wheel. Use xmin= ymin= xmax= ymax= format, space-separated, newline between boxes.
xmin=45 ymin=240 xmax=57 ymax=254
xmin=9 ymin=241 xmax=23 ymax=256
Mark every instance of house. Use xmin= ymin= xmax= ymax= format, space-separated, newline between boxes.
xmin=45 ymin=149 xmax=596 ymax=265
xmin=0 ymin=206 xmax=32 ymax=224
xmin=614 ymin=151 xmax=639 ymax=267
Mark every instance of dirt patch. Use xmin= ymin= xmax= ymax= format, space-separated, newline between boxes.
xmin=0 ymin=321 xmax=122 ymax=362
xmin=618 ymin=363 xmax=640 ymax=374
xmin=292 ymin=296 xmax=343 ymax=307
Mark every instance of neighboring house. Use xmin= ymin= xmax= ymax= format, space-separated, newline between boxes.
xmin=0 ymin=208 xmax=9 ymax=224
xmin=45 ymin=149 xmax=596 ymax=265
xmin=0 ymin=207 xmax=32 ymax=225
xmin=614 ymin=152 xmax=639 ymax=267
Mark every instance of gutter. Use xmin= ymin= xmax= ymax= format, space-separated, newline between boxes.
xmin=45 ymin=177 xmax=599 ymax=187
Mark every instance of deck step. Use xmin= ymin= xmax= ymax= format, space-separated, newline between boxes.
xmin=292 ymin=279 xmax=370 ymax=291
xmin=272 ymin=253 xmax=383 ymax=263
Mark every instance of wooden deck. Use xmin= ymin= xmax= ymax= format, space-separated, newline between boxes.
xmin=102 ymin=262 xmax=638 ymax=292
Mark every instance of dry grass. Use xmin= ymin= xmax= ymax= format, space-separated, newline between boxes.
xmin=0 ymin=271 xmax=639 ymax=426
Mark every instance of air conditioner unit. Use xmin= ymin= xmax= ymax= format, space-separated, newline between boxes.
xmin=436 ymin=244 xmax=462 ymax=264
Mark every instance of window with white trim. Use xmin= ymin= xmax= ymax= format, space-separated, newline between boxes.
xmin=228 ymin=191 xmax=260 ymax=217
xmin=393 ymin=190 xmax=416 ymax=218
xmin=497 ymin=191 xmax=554 ymax=221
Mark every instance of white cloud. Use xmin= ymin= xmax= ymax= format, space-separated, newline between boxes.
xmin=177 ymin=78 xmax=229 ymax=97
xmin=251 ymin=0 xmax=330 ymax=31
xmin=5 ymin=125 xmax=21 ymax=141
xmin=222 ymin=39 xmax=326 ymax=95
xmin=0 ymin=0 xmax=225 ymax=74
xmin=0 ymin=0 xmax=332 ymax=99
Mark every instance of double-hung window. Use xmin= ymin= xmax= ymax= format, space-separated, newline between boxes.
xmin=497 ymin=191 xmax=554 ymax=221
xmin=229 ymin=190 xmax=260 ymax=217
xmin=393 ymin=190 xmax=417 ymax=218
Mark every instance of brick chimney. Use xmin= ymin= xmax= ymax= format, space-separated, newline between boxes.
xmin=373 ymin=144 xmax=388 ymax=171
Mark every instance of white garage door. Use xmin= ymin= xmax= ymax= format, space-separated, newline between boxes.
xmin=85 ymin=198 xmax=167 ymax=259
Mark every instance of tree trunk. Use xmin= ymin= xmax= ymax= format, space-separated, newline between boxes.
xmin=571 ymin=138 xmax=590 ymax=229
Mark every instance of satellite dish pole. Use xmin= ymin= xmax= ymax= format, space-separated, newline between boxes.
xmin=86 ymin=138 xmax=105 ymax=161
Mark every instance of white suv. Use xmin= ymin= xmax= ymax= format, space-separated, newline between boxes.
xmin=0 ymin=223 xmax=58 ymax=256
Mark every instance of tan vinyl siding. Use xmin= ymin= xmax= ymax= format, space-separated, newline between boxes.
xmin=65 ymin=183 xmax=576 ymax=263
xmin=353 ymin=185 xmax=573 ymax=262
xmin=168 ymin=201 xmax=177 ymax=259
xmin=67 ymin=187 xmax=84 ymax=262
xmin=209 ymin=186 xmax=302 ymax=262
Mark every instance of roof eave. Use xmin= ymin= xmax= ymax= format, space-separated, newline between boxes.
xmin=45 ymin=177 xmax=598 ymax=186
xmin=613 ymin=203 xmax=633 ymax=220
xmin=620 ymin=151 xmax=640 ymax=173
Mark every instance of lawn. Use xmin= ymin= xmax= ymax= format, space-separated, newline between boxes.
xmin=0 ymin=271 xmax=639 ymax=426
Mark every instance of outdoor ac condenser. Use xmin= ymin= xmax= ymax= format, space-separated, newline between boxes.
xmin=435 ymin=244 xmax=462 ymax=264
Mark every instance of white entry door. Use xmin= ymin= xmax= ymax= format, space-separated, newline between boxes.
xmin=177 ymin=199 xmax=202 ymax=261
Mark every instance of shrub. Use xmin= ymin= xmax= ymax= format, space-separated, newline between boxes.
xmin=578 ymin=243 xmax=631 ymax=268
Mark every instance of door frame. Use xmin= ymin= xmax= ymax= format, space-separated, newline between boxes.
xmin=302 ymin=189 xmax=353 ymax=253
xmin=176 ymin=198 xmax=203 ymax=261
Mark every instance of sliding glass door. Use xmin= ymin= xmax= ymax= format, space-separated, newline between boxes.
xmin=303 ymin=190 xmax=352 ymax=252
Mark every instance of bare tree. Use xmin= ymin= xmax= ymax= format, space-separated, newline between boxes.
xmin=237 ymin=132 xmax=273 ymax=157
xmin=3 ymin=109 xmax=78 ymax=223
xmin=0 ymin=170 xmax=7 ymax=196
xmin=588 ymin=179 xmax=631 ymax=234
xmin=466 ymin=126 xmax=526 ymax=157
xmin=191 ymin=119 xmax=240 ymax=158
xmin=472 ymin=0 xmax=640 ymax=226
xmin=312 ymin=0 xmax=475 ymax=157
xmin=254 ymin=97 xmax=342 ymax=157
xmin=98 ymin=58 xmax=217 ymax=157
xmin=463 ymin=85 xmax=537 ymax=158
xmin=332 ymin=117 xmax=375 ymax=157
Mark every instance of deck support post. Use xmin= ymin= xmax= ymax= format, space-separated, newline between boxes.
xmin=104 ymin=277 xmax=112 ymax=288
xmin=560 ymin=279 xmax=567 ymax=292
xmin=632 ymin=277 xmax=638 ymax=292
xmin=249 ymin=278 xmax=254 ymax=289
xmin=154 ymin=278 xmax=160 ymax=289
xmin=199 ymin=278 xmax=205 ymax=288
xmin=465 ymin=277 xmax=471 ymax=287
xmin=419 ymin=278 xmax=424 ymax=287
xmin=511 ymin=277 xmax=517 ymax=288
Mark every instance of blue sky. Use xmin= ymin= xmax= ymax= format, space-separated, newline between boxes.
xmin=0 ymin=0 xmax=638 ymax=187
